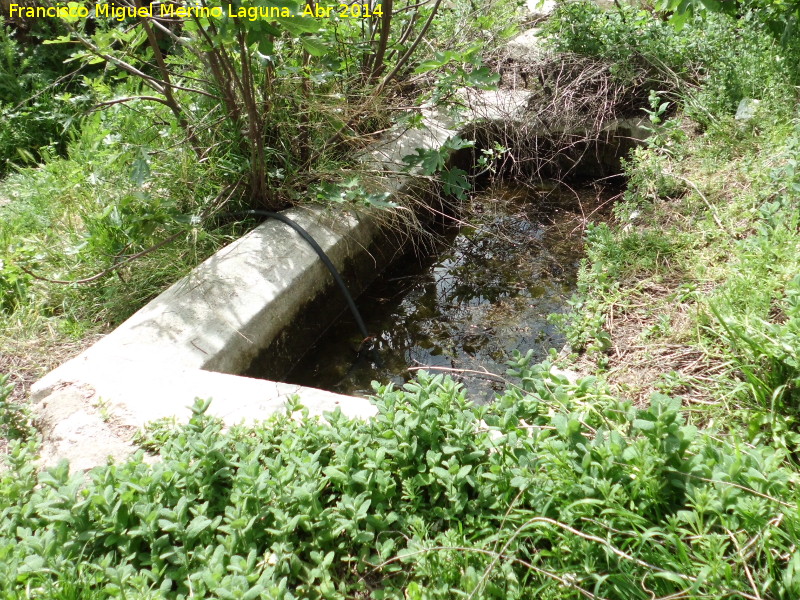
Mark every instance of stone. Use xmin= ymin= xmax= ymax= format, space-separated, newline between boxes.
xmin=505 ymin=28 xmax=548 ymax=62
xmin=526 ymin=0 xmax=557 ymax=20
xmin=735 ymin=98 xmax=761 ymax=121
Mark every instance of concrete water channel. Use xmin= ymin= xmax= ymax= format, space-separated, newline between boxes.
xmin=249 ymin=181 xmax=615 ymax=401
xmin=29 ymin=3 xmax=647 ymax=470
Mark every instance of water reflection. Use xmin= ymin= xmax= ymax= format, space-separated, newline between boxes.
xmin=285 ymin=182 xmax=606 ymax=400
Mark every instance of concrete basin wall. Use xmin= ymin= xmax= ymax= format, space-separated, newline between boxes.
xmin=30 ymin=9 xmax=649 ymax=469
xmin=29 ymin=207 xmax=388 ymax=471
xmin=29 ymin=108 xmax=468 ymax=471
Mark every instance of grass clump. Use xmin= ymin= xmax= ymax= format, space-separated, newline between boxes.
xmin=560 ymin=106 xmax=800 ymax=405
xmin=547 ymin=1 xmax=800 ymax=455
xmin=1 ymin=360 xmax=799 ymax=598
xmin=0 ymin=103 xmax=236 ymax=399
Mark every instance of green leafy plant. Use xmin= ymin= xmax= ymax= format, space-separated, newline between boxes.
xmin=0 ymin=244 xmax=33 ymax=313
xmin=40 ymin=0 xmax=498 ymax=209
xmin=0 ymin=373 xmax=35 ymax=441
xmin=401 ymin=135 xmax=474 ymax=200
xmin=2 ymin=360 xmax=799 ymax=598
xmin=657 ymin=0 xmax=800 ymax=43
xmin=311 ymin=177 xmax=396 ymax=208
xmin=0 ymin=20 xmax=85 ymax=175
xmin=475 ymin=142 xmax=509 ymax=176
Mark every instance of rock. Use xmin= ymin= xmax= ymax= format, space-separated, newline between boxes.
xmin=735 ymin=98 xmax=760 ymax=121
xmin=526 ymin=0 xmax=557 ymax=20
xmin=505 ymin=28 xmax=548 ymax=62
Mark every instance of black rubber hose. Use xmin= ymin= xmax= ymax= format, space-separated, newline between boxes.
xmin=232 ymin=209 xmax=372 ymax=343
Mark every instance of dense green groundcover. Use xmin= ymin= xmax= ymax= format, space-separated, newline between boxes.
xmin=0 ymin=357 xmax=798 ymax=599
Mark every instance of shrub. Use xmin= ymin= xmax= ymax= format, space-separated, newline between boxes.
xmin=1 ymin=358 xmax=798 ymax=598
xmin=0 ymin=20 xmax=85 ymax=176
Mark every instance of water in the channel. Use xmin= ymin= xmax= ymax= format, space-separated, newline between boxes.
xmin=285 ymin=182 xmax=611 ymax=401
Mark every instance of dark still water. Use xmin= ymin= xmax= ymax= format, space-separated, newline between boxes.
xmin=284 ymin=182 xmax=609 ymax=401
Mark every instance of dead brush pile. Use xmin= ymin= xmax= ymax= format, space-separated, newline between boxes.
xmin=477 ymin=49 xmax=672 ymax=180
